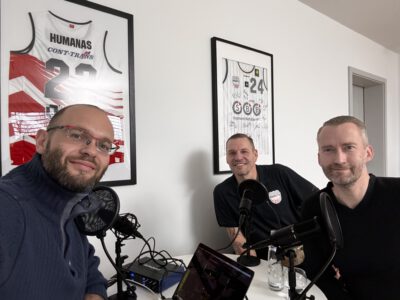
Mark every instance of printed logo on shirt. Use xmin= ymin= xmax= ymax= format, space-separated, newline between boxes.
xmin=49 ymin=33 xmax=92 ymax=49
xmin=269 ymin=190 xmax=282 ymax=204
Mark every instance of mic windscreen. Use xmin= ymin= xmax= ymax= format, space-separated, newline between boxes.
xmin=320 ymin=192 xmax=343 ymax=249
xmin=98 ymin=209 xmax=117 ymax=225
xmin=238 ymin=179 xmax=268 ymax=205
xmin=75 ymin=186 xmax=120 ymax=237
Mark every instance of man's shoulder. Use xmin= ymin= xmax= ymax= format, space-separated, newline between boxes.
xmin=0 ymin=172 xmax=25 ymax=200
xmin=214 ymin=174 xmax=236 ymax=190
xmin=257 ymin=163 xmax=293 ymax=173
xmin=257 ymin=164 xmax=299 ymax=182
xmin=374 ymin=175 xmax=400 ymax=185
xmin=214 ymin=175 xmax=238 ymax=203
xmin=0 ymin=179 xmax=25 ymax=214
xmin=371 ymin=175 xmax=400 ymax=196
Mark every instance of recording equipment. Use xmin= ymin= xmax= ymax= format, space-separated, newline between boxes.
xmin=74 ymin=186 xmax=142 ymax=300
xmin=238 ymin=179 xmax=268 ymax=227
xmin=320 ymin=192 xmax=343 ymax=249
xmin=75 ymin=185 xmax=120 ymax=237
xmin=248 ymin=217 xmax=321 ymax=251
xmin=237 ymin=179 xmax=268 ymax=267
xmin=122 ymin=257 xmax=185 ymax=293
xmin=99 ymin=211 xmax=143 ymax=239
xmin=293 ymin=192 xmax=343 ymax=300
xmin=75 ymin=186 xmax=143 ymax=239
xmin=271 ymin=217 xmax=320 ymax=248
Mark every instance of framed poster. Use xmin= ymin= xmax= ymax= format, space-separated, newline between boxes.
xmin=0 ymin=0 xmax=136 ymax=186
xmin=211 ymin=37 xmax=274 ymax=174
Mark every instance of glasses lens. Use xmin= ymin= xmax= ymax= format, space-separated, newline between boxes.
xmin=67 ymin=127 xmax=86 ymax=143
xmin=97 ymin=140 xmax=113 ymax=154
xmin=63 ymin=126 xmax=117 ymax=155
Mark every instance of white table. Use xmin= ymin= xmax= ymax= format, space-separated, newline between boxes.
xmin=107 ymin=254 xmax=327 ymax=300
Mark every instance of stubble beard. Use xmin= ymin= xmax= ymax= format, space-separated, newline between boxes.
xmin=42 ymin=145 xmax=107 ymax=192
xmin=323 ymin=164 xmax=363 ymax=188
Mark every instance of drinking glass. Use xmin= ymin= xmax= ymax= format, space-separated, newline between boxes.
xmin=284 ymin=267 xmax=307 ymax=293
xmin=267 ymin=245 xmax=284 ymax=291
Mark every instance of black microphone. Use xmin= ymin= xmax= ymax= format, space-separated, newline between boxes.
xmin=270 ymin=216 xmax=321 ymax=247
xmin=238 ymin=192 xmax=252 ymax=227
xmin=238 ymin=179 xmax=269 ymax=227
xmin=249 ymin=217 xmax=321 ymax=250
xmin=99 ymin=210 xmax=143 ymax=239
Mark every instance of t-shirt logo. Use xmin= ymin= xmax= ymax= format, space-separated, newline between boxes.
xmin=269 ymin=190 xmax=282 ymax=204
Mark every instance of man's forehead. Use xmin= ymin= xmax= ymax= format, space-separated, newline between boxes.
xmin=57 ymin=109 xmax=113 ymax=138
xmin=319 ymin=125 xmax=364 ymax=145
xmin=227 ymin=138 xmax=252 ymax=149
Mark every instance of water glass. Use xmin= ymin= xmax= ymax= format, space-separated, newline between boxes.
xmin=284 ymin=267 xmax=307 ymax=292
xmin=267 ymin=245 xmax=284 ymax=291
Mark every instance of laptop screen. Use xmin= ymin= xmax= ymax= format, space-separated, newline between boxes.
xmin=172 ymin=243 xmax=254 ymax=300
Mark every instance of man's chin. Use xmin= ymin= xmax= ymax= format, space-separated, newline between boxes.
xmin=330 ymin=175 xmax=356 ymax=187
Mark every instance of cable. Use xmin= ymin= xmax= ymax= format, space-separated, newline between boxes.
xmin=125 ymin=279 xmax=157 ymax=296
xmin=216 ymin=226 xmax=241 ymax=252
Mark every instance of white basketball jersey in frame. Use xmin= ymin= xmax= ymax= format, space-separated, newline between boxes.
xmin=221 ymin=57 xmax=270 ymax=157
xmin=9 ymin=10 xmax=124 ymax=165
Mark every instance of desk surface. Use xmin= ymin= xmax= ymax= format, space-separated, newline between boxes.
xmin=108 ymin=254 xmax=327 ymax=300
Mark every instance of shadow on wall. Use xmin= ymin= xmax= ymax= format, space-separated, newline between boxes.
xmin=184 ymin=150 xmax=230 ymax=250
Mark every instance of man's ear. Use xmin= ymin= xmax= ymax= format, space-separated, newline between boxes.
xmin=35 ymin=129 xmax=48 ymax=154
xmin=365 ymin=144 xmax=374 ymax=162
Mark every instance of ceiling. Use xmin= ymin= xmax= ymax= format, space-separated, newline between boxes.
xmin=298 ymin=0 xmax=400 ymax=54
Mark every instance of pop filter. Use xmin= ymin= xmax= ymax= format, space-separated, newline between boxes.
xmin=319 ymin=192 xmax=343 ymax=249
xmin=75 ymin=185 xmax=120 ymax=237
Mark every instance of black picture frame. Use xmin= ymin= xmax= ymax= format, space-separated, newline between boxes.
xmin=211 ymin=37 xmax=274 ymax=174
xmin=0 ymin=0 xmax=136 ymax=186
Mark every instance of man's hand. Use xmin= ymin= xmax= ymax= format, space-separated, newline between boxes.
xmin=226 ymin=227 xmax=257 ymax=256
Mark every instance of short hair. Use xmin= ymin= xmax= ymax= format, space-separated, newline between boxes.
xmin=317 ymin=115 xmax=369 ymax=144
xmin=226 ymin=133 xmax=255 ymax=149
xmin=47 ymin=104 xmax=102 ymax=128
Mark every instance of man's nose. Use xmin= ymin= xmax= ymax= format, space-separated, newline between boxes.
xmin=333 ymin=149 xmax=347 ymax=163
xmin=81 ymin=139 xmax=98 ymax=156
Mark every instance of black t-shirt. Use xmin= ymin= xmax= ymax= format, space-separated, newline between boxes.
xmin=301 ymin=175 xmax=400 ymax=300
xmin=213 ymin=164 xmax=317 ymax=258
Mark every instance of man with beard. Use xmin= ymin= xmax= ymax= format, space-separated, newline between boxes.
xmin=302 ymin=115 xmax=400 ymax=299
xmin=0 ymin=104 xmax=116 ymax=300
xmin=213 ymin=133 xmax=317 ymax=259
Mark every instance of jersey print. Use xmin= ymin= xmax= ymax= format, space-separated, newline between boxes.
xmin=9 ymin=10 xmax=125 ymax=165
xmin=221 ymin=57 xmax=271 ymax=158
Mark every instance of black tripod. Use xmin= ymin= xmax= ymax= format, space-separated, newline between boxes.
xmin=108 ymin=237 xmax=137 ymax=300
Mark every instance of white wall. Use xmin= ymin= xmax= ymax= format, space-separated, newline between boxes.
xmin=5 ymin=0 xmax=398 ymax=279
xmin=84 ymin=0 xmax=400 ymax=279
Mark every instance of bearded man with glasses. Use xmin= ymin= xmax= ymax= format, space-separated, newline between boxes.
xmin=0 ymin=104 xmax=115 ymax=300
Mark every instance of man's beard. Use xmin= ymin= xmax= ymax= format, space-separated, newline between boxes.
xmin=323 ymin=164 xmax=362 ymax=188
xmin=42 ymin=145 xmax=107 ymax=192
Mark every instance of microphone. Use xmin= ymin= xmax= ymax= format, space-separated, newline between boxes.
xmin=98 ymin=210 xmax=143 ymax=239
xmin=238 ymin=194 xmax=252 ymax=227
xmin=238 ymin=179 xmax=268 ymax=227
xmin=270 ymin=216 xmax=321 ymax=247
xmin=249 ymin=217 xmax=321 ymax=250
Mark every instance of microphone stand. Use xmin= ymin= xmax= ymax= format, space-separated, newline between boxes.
xmin=283 ymin=248 xmax=314 ymax=300
xmin=237 ymin=216 xmax=260 ymax=267
xmin=108 ymin=236 xmax=137 ymax=300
